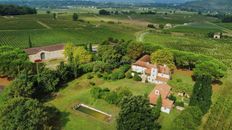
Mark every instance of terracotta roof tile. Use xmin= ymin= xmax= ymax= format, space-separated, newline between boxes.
xmin=148 ymin=84 xmax=173 ymax=109
xmin=24 ymin=44 xmax=64 ymax=55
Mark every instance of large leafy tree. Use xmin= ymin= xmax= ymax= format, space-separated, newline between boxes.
xmin=73 ymin=46 xmax=92 ymax=64
xmin=127 ymin=42 xmax=144 ymax=61
xmin=37 ymin=68 xmax=59 ymax=94
xmin=6 ymin=73 xmax=35 ymax=98
xmin=193 ymin=61 xmax=226 ymax=81
xmin=171 ymin=106 xmax=203 ymax=130
xmin=0 ymin=97 xmax=49 ymax=130
xmin=189 ymin=75 xmax=212 ymax=114
xmin=98 ymin=45 xmax=122 ymax=67
xmin=117 ymin=96 xmax=159 ymax=130
xmin=151 ymin=49 xmax=175 ymax=70
xmin=0 ymin=46 xmax=32 ymax=78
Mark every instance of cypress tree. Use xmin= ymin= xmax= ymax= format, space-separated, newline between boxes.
xmin=28 ymin=35 xmax=32 ymax=48
xmin=89 ymin=43 xmax=92 ymax=52
xmin=189 ymin=75 xmax=212 ymax=114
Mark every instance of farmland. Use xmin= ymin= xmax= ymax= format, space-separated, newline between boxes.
xmin=1 ymin=6 xmax=232 ymax=130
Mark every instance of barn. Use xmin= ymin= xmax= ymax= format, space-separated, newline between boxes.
xmin=24 ymin=44 xmax=65 ymax=62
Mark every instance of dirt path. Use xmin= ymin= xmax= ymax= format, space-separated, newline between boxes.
xmin=136 ymin=30 xmax=150 ymax=42
xmin=37 ymin=20 xmax=52 ymax=29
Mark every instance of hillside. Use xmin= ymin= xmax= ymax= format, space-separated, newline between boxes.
xmin=181 ymin=0 xmax=232 ymax=12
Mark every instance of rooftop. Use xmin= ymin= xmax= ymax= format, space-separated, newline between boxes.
xmin=24 ymin=44 xmax=65 ymax=55
xmin=149 ymin=84 xmax=173 ymax=109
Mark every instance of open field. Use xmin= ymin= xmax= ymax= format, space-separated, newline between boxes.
xmin=144 ymin=33 xmax=232 ymax=68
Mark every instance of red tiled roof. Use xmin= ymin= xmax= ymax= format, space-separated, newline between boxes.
xmin=139 ymin=55 xmax=150 ymax=62
xmin=149 ymin=84 xmax=173 ymax=109
xmin=156 ymin=76 xmax=169 ymax=82
xmin=158 ymin=65 xmax=170 ymax=74
xmin=24 ymin=44 xmax=64 ymax=55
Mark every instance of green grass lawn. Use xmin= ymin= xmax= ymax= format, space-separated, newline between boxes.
xmin=48 ymin=75 xmax=154 ymax=130
xmin=159 ymin=109 xmax=182 ymax=130
xmin=168 ymin=69 xmax=195 ymax=95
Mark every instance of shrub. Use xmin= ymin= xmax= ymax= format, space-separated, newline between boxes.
xmin=89 ymin=81 xmax=95 ymax=86
xmin=87 ymin=74 xmax=94 ymax=79
xmin=105 ymin=91 xmax=119 ymax=104
xmin=97 ymin=73 xmax=103 ymax=78
xmin=175 ymin=101 xmax=184 ymax=107
xmin=125 ymin=70 xmax=132 ymax=79
xmin=90 ymin=87 xmax=110 ymax=99
xmin=133 ymin=73 xmax=142 ymax=81
xmin=168 ymin=94 xmax=177 ymax=102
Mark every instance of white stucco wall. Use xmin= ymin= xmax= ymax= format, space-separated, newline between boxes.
xmin=161 ymin=107 xmax=171 ymax=114
xmin=132 ymin=65 xmax=146 ymax=74
xmin=28 ymin=50 xmax=64 ymax=62
xmin=158 ymin=73 xmax=170 ymax=79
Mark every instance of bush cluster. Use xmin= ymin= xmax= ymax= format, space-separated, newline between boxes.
xmin=90 ymin=87 xmax=132 ymax=105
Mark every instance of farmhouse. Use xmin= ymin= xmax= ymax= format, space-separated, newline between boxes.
xmin=131 ymin=55 xmax=171 ymax=84
xmin=213 ymin=32 xmax=221 ymax=39
xmin=149 ymin=84 xmax=174 ymax=114
xmin=24 ymin=44 xmax=65 ymax=62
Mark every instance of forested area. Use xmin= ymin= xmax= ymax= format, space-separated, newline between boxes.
xmin=0 ymin=4 xmax=36 ymax=15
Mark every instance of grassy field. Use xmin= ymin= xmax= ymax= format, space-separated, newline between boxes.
xmin=0 ymin=14 xmax=139 ymax=48
xmin=48 ymin=74 xmax=154 ymax=130
xmin=144 ymin=32 xmax=232 ymax=68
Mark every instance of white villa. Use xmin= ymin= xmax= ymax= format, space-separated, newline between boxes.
xmin=24 ymin=44 xmax=65 ymax=62
xmin=132 ymin=55 xmax=171 ymax=84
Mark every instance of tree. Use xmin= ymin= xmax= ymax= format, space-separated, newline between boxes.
xmin=0 ymin=46 xmax=32 ymax=78
xmin=151 ymin=49 xmax=175 ymax=70
xmin=127 ymin=42 xmax=144 ymax=61
xmin=117 ymin=96 xmax=159 ymax=130
xmin=64 ymin=43 xmax=75 ymax=64
xmin=28 ymin=35 xmax=32 ymax=48
xmin=6 ymin=73 xmax=35 ymax=98
xmin=152 ymin=96 xmax=162 ymax=119
xmin=171 ymin=106 xmax=203 ymax=130
xmin=193 ymin=61 xmax=226 ymax=81
xmin=89 ymin=43 xmax=93 ymax=52
xmin=0 ymin=97 xmax=50 ymax=130
xmin=72 ymin=13 xmax=78 ymax=21
xmin=98 ymin=45 xmax=122 ymax=68
xmin=99 ymin=9 xmax=110 ymax=15
xmin=37 ymin=68 xmax=59 ymax=94
xmin=53 ymin=13 xmax=57 ymax=20
xmin=189 ymin=75 xmax=212 ymax=114
xmin=73 ymin=46 xmax=92 ymax=64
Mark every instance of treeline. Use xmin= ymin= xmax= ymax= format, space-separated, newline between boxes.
xmin=206 ymin=14 xmax=232 ymax=23
xmin=0 ymin=4 xmax=36 ymax=16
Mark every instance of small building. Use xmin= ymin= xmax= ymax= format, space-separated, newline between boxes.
xmin=149 ymin=84 xmax=174 ymax=114
xmin=214 ymin=33 xmax=221 ymax=39
xmin=131 ymin=55 xmax=171 ymax=84
xmin=24 ymin=44 xmax=65 ymax=62
xmin=164 ymin=23 xmax=172 ymax=29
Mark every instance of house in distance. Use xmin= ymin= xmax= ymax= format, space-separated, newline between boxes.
xmin=24 ymin=44 xmax=65 ymax=62
xmin=131 ymin=55 xmax=171 ymax=84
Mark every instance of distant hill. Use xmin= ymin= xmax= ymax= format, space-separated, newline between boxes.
xmin=0 ymin=0 xmax=195 ymax=4
xmin=181 ymin=0 xmax=232 ymax=12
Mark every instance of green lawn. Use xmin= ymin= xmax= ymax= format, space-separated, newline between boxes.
xmin=48 ymin=75 xmax=154 ymax=130
xmin=168 ymin=69 xmax=195 ymax=95
xmin=159 ymin=109 xmax=182 ymax=130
